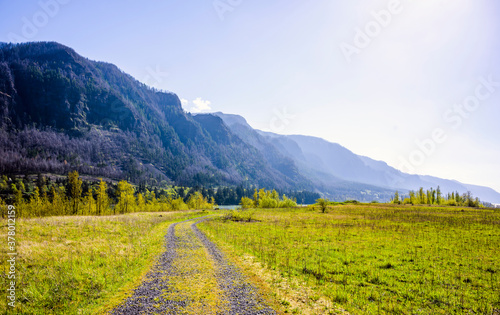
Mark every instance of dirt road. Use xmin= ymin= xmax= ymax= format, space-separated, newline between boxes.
xmin=110 ymin=218 xmax=275 ymax=314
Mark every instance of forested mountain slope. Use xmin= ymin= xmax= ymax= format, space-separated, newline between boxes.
xmin=0 ymin=42 xmax=309 ymax=190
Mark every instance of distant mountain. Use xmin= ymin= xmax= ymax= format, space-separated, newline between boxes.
xmin=0 ymin=42 xmax=309 ymax=190
xmin=213 ymin=113 xmax=500 ymax=203
xmin=213 ymin=112 xmax=397 ymax=201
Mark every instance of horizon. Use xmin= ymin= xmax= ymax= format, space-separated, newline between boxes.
xmin=1 ymin=0 xmax=499 ymax=193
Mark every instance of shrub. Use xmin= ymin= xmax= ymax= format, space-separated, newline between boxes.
xmin=316 ymin=198 xmax=329 ymax=213
xmin=222 ymin=210 xmax=255 ymax=222
xmin=240 ymin=197 xmax=254 ymax=209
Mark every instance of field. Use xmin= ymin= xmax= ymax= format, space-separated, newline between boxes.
xmin=199 ymin=204 xmax=500 ymax=314
xmin=1 ymin=204 xmax=499 ymax=314
xmin=0 ymin=210 xmax=209 ymax=314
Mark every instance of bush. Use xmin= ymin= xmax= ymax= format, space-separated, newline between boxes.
xmin=240 ymin=197 xmax=254 ymax=209
xmin=278 ymin=196 xmax=297 ymax=208
xmin=259 ymin=197 xmax=279 ymax=209
xmin=222 ymin=210 xmax=255 ymax=222
xmin=316 ymin=198 xmax=329 ymax=213
xmin=445 ymin=199 xmax=457 ymax=206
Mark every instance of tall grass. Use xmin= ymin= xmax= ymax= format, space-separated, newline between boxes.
xmin=0 ymin=210 xmax=209 ymax=314
xmin=199 ymin=205 xmax=500 ymax=314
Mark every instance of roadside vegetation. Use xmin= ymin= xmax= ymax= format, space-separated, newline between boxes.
xmin=0 ymin=210 xmax=210 ymax=314
xmin=199 ymin=204 xmax=500 ymax=314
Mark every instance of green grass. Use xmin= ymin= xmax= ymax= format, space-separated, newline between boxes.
xmin=199 ymin=205 xmax=500 ymax=314
xmin=0 ymin=210 xmax=210 ymax=314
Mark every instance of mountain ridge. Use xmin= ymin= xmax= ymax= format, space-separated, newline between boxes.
xmin=1 ymin=42 xmax=499 ymax=203
xmin=0 ymin=41 xmax=310 ymax=190
xmin=212 ymin=112 xmax=500 ymax=203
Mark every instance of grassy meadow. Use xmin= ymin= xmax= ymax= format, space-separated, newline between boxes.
xmin=199 ymin=204 xmax=500 ymax=314
xmin=0 ymin=210 xmax=210 ymax=314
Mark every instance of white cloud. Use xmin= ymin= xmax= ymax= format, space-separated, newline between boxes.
xmin=181 ymin=98 xmax=189 ymax=109
xmin=190 ymin=97 xmax=212 ymax=113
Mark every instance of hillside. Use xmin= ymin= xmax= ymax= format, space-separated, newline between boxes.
xmin=0 ymin=42 xmax=310 ymax=190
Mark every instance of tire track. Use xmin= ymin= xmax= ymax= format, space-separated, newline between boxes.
xmin=110 ymin=218 xmax=194 ymax=315
xmin=110 ymin=217 xmax=275 ymax=315
xmin=192 ymin=220 xmax=276 ymax=315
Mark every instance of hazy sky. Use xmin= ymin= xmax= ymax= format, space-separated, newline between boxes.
xmin=1 ymin=0 xmax=500 ymax=193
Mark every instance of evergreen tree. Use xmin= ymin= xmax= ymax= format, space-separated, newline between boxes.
xmin=436 ymin=186 xmax=442 ymax=205
xmin=393 ymin=191 xmax=400 ymax=204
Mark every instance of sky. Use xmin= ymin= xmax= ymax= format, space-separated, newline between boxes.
xmin=1 ymin=0 xmax=500 ymax=193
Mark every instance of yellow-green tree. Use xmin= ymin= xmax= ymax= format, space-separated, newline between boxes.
xmin=252 ymin=189 xmax=259 ymax=207
xmin=170 ymin=197 xmax=189 ymax=211
xmin=316 ymin=198 xmax=329 ymax=213
xmin=240 ymin=197 xmax=254 ymax=209
xmin=187 ymin=192 xmax=213 ymax=210
xmin=50 ymin=186 xmax=66 ymax=216
xmin=148 ymin=191 xmax=158 ymax=211
xmin=392 ymin=191 xmax=400 ymax=204
xmin=136 ymin=193 xmax=146 ymax=211
xmin=278 ymin=195 xmax=297 ymax=208
xmin=12 ymin=184 xmax=24 ymax=217
xmin=116 ymin=180 xmax=135 ymax=214
xmin=83 ymin=187 xmax=96 ymax=215
xmin=96 ymin=179 xmax=109 ymax=216
xmin=0 ymin=197 xmax=7 ymax=218
xmin=30 ymin=187 xmax=42 ymax=217
xmin=409 ymin=191 xmax=416 ymax=205
xmin=436 ymin=186 xmax=442 ymax=205
xmin=68 ymin=171 xmax=82 ymax=215
xmin=187 ymin=192 xmax=203 ymax=209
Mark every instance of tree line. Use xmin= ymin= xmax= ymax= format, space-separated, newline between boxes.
xmin=0 ymin=171 xmax=215 ymax=218
xmin=239 ymin=188 xmax=298 ymax=209
xmin=0 ymin=172 xmax=318 ymax=218
xmin=391 ymin=187 xmax=483 ymax=207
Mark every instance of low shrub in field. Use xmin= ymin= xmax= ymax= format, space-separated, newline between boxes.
xmin=221 ymin=210 xmax=256 ymax=222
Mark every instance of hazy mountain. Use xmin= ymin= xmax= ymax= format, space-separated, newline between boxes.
xmin=213 ymin=112 xmax=397 ymax=201
xmin=214 ymin=113 xmax=500 ymax=203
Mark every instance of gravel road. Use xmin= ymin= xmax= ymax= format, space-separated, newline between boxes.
xmin=110 ymin=217 xmax=275 ymax=315
xmin=193 ymin=220 xmax=276 ymax=315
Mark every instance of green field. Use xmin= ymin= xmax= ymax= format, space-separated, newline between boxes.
xmin=199 ymin=205 xmax=500 ymax=314
xmin=2 ymin=204 xmax=499 ymax=314
xmin=0 ymin=210 xmax=209 ymax=314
